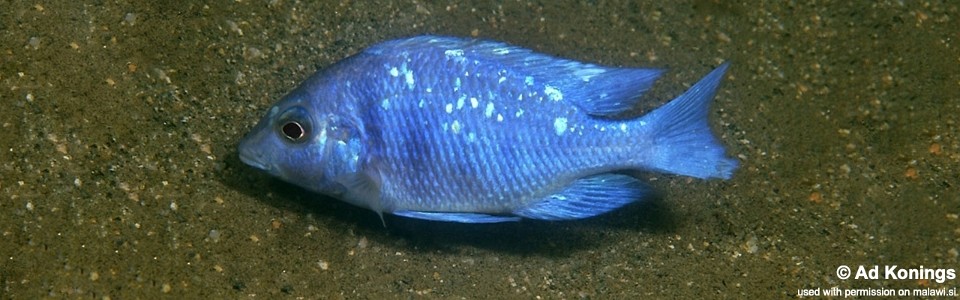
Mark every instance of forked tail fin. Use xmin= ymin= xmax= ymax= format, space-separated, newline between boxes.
xmin=638 ymin=63 xmax=738 ymax=179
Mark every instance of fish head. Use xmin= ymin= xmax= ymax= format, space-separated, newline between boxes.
xmin=238 ymin=91 xmax=360 ymax=193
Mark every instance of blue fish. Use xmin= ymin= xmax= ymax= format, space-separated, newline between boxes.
xmin=238 ymin=35 xmax=738 ymax=223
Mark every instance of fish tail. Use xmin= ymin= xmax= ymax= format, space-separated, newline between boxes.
xmin=637 ymin=63 xmax=738 ymax=179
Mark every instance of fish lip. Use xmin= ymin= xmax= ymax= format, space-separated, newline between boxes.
xmin=238 ymin=150 xmax=266 ymax=170
xmin=238 ymin=144 xmax=273 ymax=173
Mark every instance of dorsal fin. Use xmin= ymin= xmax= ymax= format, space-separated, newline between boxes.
xmin=365 ymin=35 xmax=663 ymax=116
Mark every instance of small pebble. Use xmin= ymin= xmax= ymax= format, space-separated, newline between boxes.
xmin=808 ymin=192 xmax=822 ymax=203
xmin=318 ymin=260 xmax=329 ymax=270
xmin=124 ymin=13 xmax=138 ymax=25
xmin=904 ymin=167 xmax=918 ymax=179
xmin=929 ymin=143 xmax=942 ymax=155
xmin=27 ymin=37 xmax=41 ymax=49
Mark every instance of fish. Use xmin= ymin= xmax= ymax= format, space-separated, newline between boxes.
xmin=238 ymin=35 xmax=738 ymax=223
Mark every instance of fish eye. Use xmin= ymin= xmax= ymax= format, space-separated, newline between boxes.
xmin=281 ymin=121 xmax=305 ymax=141
xmin=276 ymin=107 xmax=312 ymax=143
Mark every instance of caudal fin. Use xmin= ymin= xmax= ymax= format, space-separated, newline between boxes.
xmin=639 ymin=63 xmax=738 ymax=179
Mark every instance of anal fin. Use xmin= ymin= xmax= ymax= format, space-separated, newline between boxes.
xmin=392 ymin=211 xmax=521 ymax=223
xmin=513 ymin=174 xmax=647 ymax=221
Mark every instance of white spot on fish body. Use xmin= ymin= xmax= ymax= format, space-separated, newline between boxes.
xmin=515 ymin=108 xmax=524 ymax=118
xmin=445 ymin=103 xmax=453 ymax=113
xmin=467 ymin=132 xmax=476 ymax=143
xmin=381 ymin=98 xmax=390 ymax=110
xmin=498 ymin=77 xmax=506 ymax=84
xmin=470 ymin=97 xmax=479 ymax=108
xmin=457 ymin=96 xmax=465 ymax=109
xmin=524 ymin=76 xmax=534 ymax=86
xmin=454 ymin=78 xmax=461 ymax=92
xmin=389 ymin=67 xmax=399 ymax=77
xmin=639 ymin=120 xmax=647 ymax=126
xmin=484 ymin=102 xmax=495 ymax=118
xmin=451 ymin=120 xmax=462 ymax=134
xmin=444 ymin=49 xmax=464 ymax=57
xmin=620 ymin=123 xmax=628 ymax=132
xmin=492 ymin=47 xmax=511 ymax=55
xmin=497 ymin=113 xmax=503 ymax=122
xmin=426 ymin=87 xmax=432 ymax=93
xmin=544 ymin=85 xmax=563 ymax=102
xmin=418 ymin=99 xmax=425 ymax=108
xmin=553 ymin=117 xmax=568 ymax=136
xmin=405 ymin=71 xmax=415 ymax=90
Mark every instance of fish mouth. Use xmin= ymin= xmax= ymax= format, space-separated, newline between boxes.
xmin=238 ymin=137 xmax=274 ymax=174
xmin=238 ymin=149 xmax=268 ymax=171
xmin=239 ymin=149 xmax=285 ymax=179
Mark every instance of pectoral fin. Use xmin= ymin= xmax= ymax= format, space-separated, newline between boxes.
xmin=335 ymin=157 xmax=387 ymax=226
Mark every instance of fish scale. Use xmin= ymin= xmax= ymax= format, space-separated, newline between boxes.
xmin=239 ymin=35 xmax=738 ymax=223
